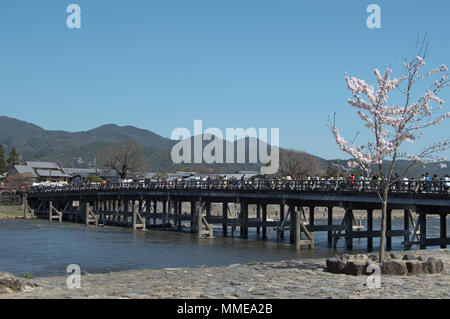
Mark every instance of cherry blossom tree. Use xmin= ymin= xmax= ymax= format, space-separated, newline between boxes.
xmin=330 ymin=42 xmax=449 ymax=263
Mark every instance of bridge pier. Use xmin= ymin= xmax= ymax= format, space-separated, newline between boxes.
xmin=289 ymin=204 xmax=296 ymax=244
xmin=404 ymin=209 xmax=410 ymax=247
xmin=241 ymin=203 xmax=248 ymax=239
xmin=206 ymin=202 xmax=211 ymax=225
xmin=367 ymin=209 xmax=373 ymax=250
xmin=327 ymin=206 xmax=333 ymax=247
xmin=309 ymin=206 xmax=315 ymax=228
xmin=222 ymin=202 xmax=228 ymax=237
xmin=178 ymin=201 xmax=183 ymax=230
xmin=279 ymin=204 xmax=285 ymax=239
xmin=419 ymin=214 xmax=427 ymax=249
xmin=386 ymin=209 xmax=392 ymax=250
xmin=190 ymin=201 xmax=196 ymax=233
xmin=344 ymin=209 xmax=353 ymax=249
xmin=196 ymin=201 xmax=214 ymax=239
xmin=262 ymin=204 xmax=268 ymax=240
xmin=152 ymin=200 xmax=157 ymax=226
xmin=162 ymin=200 xmax=167 ymax=228
xmin=440 ymin=212 xmax=447 ymax=248
xmin=256 ymin=204 xmax=261 ymax=236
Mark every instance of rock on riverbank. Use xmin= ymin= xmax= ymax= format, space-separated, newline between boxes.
xmin=0 ymin=272 xmax=37 ymax=294
xmin=1 ymin=249 xmax=449 ymax=299
xmin=326 ymin=253 xmax=444 ymax=276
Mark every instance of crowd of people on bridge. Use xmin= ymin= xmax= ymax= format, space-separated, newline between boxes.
xmin=27 ymin=171 xmax=450 ymax=194
xmin=303 ymin=172 xmax=450 ymax=192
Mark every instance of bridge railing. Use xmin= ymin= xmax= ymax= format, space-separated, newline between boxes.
xmin=27 ymin=179 xmax=450 ymax=195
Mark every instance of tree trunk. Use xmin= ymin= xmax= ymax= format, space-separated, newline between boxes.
xmin=379 ymin=187 xmax=389 ymax=263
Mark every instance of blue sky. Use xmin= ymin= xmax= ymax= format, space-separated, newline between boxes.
xmin=0 ymin=0 xmax=449 ymax=160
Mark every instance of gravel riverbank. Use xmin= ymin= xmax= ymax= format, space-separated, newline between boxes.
xmin=2 ymin=249 xmax=448 ymax=299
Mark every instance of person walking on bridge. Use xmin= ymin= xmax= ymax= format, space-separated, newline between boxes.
xmin=444 ymin=174 xmax=450 ymax=191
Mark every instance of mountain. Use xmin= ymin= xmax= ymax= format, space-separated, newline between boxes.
xmin=0 ymin=117 xmax=267 ymax=172
xmin=0 ymin=116 xmax=175 ymax=161
xmin=0 ymin=116 xmax=448 ymax=176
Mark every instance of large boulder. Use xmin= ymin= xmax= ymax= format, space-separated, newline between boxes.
xmin=405 ymin=260 xmax=423 ymax=275
xmin=326 ymin=257 xmax=347 ymax=274
xmin=382 ymin=260 xmax=408 ymax=276
xmin=343 ymin=261 xmax=365 ymax=276
xmin=0 ymin=272 xmax=28 ymax=294
xmin=422 ymin=257 xmax=444 ymax=274
xmin=326 ymin=254 xmax=444 ymax=276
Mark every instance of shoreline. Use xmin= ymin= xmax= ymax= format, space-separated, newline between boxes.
xmin=2 ymin=248 xmax=448 ymax=299
xmin=0 ymin=214 xmax=25 ymax=220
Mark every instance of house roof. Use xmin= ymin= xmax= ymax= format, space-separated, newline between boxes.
xmin=63 ymin=168 xmax=97 ymax=177
xmin=13 ymin=165 xmax=38 ymax=177
xmin=62 ymin=168 xmax=119 ymax=178
xmin=26 ymin=161 xmax=60 ymax=170
xmin=35 ymin=169 xmax=70 ymax=178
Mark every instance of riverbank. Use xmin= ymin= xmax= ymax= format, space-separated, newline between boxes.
xmin=0 ymin=212 xmax=24 ymax=219
xmin=2 ymin=248 xmax=448 ymax=299
xmin=0 ymin=205 xmax=24 ymax=219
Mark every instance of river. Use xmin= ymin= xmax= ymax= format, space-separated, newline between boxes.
xmin=0 ymin=218 xmax=442 ymax=277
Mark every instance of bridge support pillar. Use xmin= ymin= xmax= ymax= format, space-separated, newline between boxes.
xmin=309 ymin=206 xmax=315 ymax=227
xmin=367 ymin=209 xmax=373 ymax=250
xmin=262 ymin=204 xmax=268 ymax=240
xmin=197 ymin=203 xmax=202 ymax=238
xmin=419 ymin=213 xmax=427 ymax=249
xmin=190 ymin=201 xmax=196 ymax=233
xmin=222 ymin=202 xmax=228 ymax=236
xmin=386 ymin=209 xmax=392 ymax=250
xmin=132 ymin=201 xmax=137 ymax=230
xmin=48 ymin=201 xmax=52 ymax=222
xmin=440 ymin=212 xmax=447 ymax=249
xmin=145 ymin=200 xmax=150 ymax=228
xmin=197 ymin=202 xmax=214 ymax=239
xmin=256 ymin=204 xmax=261 ymax=235
xmin=178 ymin=201 xmax=182 ymax=230
xmin=404 ymin=209 xmax=410 ymax=247
xmin=289 ymin=205 xmax=296 ymax=244
xmin=162 ymin=200 xmax=167 ymax=228
xmin=153 ymin=200 xmax=157 ymax=225
xmin=345 ymin=209 xmax=353 ymax=250
xmin=279 ymin=204 xmax=285 ymax=239
xmin=23 ymin=196 xmax=29 ymax=220
xmin=295 ymin=209 xmax=301 ymax=250
xmin=241 ymin=203 xmax=248 ymax=239
xmin=327 ymin=206 xmax=333 ymax=247
xmin=122 ymin=201 xmax=127 ymax=226
xmin=205 ymin=202 xmax=211 ymax=223
xmin=289 ymin=204 xmax=294 ymax=244
xmin=85 ymin=202 xmax=89 ymax=226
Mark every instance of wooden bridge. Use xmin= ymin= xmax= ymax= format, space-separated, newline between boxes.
xmin=24 ymin=179 xmax=450 ymax=250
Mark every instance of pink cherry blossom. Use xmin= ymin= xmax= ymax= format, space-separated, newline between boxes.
xmin=331 ymin=55 xmax=450 ymax=177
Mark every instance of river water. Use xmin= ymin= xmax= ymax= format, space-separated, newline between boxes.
xmin=0 ymin=218 xmax=443 ymax=277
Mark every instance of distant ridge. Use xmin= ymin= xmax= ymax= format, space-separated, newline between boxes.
xmin=0 ymin=116 xmax=174 ymax=161
xmin=0 ymin=116 xmax=448 ymax=176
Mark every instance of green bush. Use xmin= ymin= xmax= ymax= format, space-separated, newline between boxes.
xmin=85 ymin=174 xmax=103 ymax=183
